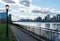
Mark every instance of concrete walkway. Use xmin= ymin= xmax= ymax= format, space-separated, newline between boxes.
xmin=10 ymin=25 xmax=38 ymax=41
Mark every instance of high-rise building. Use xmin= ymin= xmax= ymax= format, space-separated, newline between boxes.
xmin=56 ymin=14 xmax=60 ymax=21
xmin=44 ymin=14 xmax=50 ymax=22
xmin=50 ymin=16 xmax=56 ymax=22
xmin=34 ymin=16 xmax=42 ymax=22
xmin=47 ymin=14 xmax=50 ymax=21
xmin=8 ymin=14 xmax=11 ymax=21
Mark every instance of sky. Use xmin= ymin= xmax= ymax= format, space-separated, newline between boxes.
xmin=32 ymin=0 xmax=60 ymax=10
xmin=0 ymin=0 xmax=60 ymax=21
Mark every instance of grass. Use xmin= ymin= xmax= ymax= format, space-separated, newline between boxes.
xmin=0 ymin=23 xmax=17 ymax=41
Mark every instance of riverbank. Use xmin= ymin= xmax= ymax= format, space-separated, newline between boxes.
xmin=0 ymin=23 xmax=17 ymax=41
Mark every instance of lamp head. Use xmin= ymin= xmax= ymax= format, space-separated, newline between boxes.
xmin=6 ymin=5 xmax=9 ymax=10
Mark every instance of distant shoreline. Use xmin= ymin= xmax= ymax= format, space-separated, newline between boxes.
xmin=12 ymin=21 xmax=60 ymax=22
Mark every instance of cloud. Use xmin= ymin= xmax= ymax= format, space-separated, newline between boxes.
xmin=31 ymin=9 xmax=50 ymax=14
xmin=31 ymin=10 xmax=42 ymax=13
xmin=2 ymin=0 xmax=15 ymax=4
xmin=31 ymin=9 xmax=60 ymax=15
xmin=20 ymin=0 xmax=30 ymax=7
xmin=29 ymin=5 xmax=60 ymax=14
xmin=0 ymin=0 xmax=60 ymax=15
xmin=1 ymin=0 xmax=59 ymax=15
xmin=0 ymin=0 xmax=60 ymax=21
xmin=1 ymin=0 xmax=31 ymax=7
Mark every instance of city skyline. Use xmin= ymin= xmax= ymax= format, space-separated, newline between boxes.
xmin=17 ymin=14 xmax=60 ymax=22
xmin=0 ymin=0 xmax=60 ymax=21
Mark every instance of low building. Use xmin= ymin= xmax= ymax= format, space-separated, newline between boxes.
xmin=0 ymin=12 xmax=11 ymax=22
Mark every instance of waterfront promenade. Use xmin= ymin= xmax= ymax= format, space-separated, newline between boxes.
xmin=10 ymin=25 xmax=38 ymax=41
xmin=10 ymin=23 xmax=60 ymax=41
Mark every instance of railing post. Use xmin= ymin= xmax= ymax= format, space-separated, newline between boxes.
xmin=33 ymin=27 xmax=34 ymax=36
xmin=28 ymin=26 xmax=30 ymax=32
xmin=39 ymin=27 xmax=41 ymax=36
xmin=51 ymin=30 xmax=52 ymax=41
xmin=28 ymin=27 xmax=30 ymax=31
xmin=57 ymin=31 xmax=59 ymax=41
xmin=26 ymin=26 xmax=28 ymax=31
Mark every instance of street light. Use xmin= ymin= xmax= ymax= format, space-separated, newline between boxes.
xmin=5 ymin=5 xmax=9 ymax=37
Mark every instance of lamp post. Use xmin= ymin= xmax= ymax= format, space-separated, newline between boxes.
xmin=5 ymin=5 xmax=9 ymax=37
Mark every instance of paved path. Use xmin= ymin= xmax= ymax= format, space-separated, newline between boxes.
xmin=10 ymin=25 xmax=38 ymax=41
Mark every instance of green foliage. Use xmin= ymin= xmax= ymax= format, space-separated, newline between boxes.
xmin=0 ymin=23 xmax=17 ymax=41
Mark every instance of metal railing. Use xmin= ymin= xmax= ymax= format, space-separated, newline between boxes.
xmin=20 ymin=25 xmax=60 ymax=41
xmin=12 ymin=23 xmax=60 ymax=41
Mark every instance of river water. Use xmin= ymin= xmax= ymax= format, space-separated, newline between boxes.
xmin=13 ymin=22 xmax=60 ymax=30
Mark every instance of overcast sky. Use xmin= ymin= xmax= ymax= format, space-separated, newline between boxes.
xmin=0 ymin=0 xmax=60 ymax=21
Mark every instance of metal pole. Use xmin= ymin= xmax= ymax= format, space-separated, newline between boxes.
xmin=39 ymin=27 xmax=41 ymax=36
xmin=33 ymin=27 xmax=34 ymax=36
xmin=6 ymin=8 xmax=8 ymax=37
xmin=51 ymin=30 xmax=52 ymax=41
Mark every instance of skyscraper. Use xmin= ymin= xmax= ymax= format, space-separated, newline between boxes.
xmin=44 ymin=14 xmax=50 ymax=22
xmin=47 ymin=14 xmax=50 ymax=21
xmin=8 ymin=14 xmax=11 ymax=22
xmin=57 ymin=14 xmax=60 ymax=21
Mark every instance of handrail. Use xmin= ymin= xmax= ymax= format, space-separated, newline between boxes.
xmin=13 ymin=23 xmax=52 ymax=41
